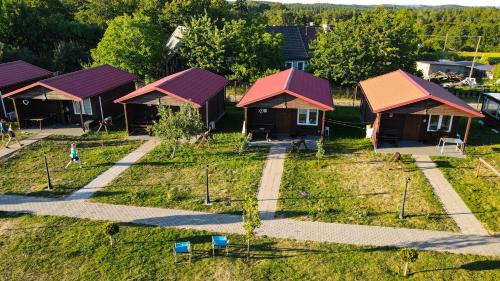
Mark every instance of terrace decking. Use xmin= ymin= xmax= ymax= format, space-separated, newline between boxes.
xmin=375 ymin=141 xmax=465 ymax=158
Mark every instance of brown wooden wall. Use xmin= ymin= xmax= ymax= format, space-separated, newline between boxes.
xmin=247 ymin=107 xmax=323 ymax=136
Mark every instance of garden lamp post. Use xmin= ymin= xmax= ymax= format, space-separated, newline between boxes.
xmin=41 ymin=141 xmax=53 ymax=190
xmin=399 ymin=177 xmax=410 ymax=219
xmin=204 ymin=164 xmax=211 ymax=205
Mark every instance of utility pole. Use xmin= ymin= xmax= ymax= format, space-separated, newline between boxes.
xmin=442 ymin=32 xmax=448 ymax=52
xmin=399 ymin=177 xmax=411 ymax=219
xmin=468 ymin=36 xmax=482 ymax=81
xmin=204 ymin=164 xmax=211 ymax=205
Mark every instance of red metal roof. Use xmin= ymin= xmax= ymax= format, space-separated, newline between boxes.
xmin=4 ymin=65 xmax=137 ymax=100
xmin=115 ymin=68 xmax=230 ymax=107
xmin=237 ymin=68 xmax=334 ymax=110
xmin=359 ymin=69 xmax=483 ymax=117
xmin=0 ymin=60 xmax=52 ymax=90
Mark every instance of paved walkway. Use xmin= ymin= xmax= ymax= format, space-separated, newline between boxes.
xmin=0 ymin=133 xmax=48 ymax=159
xmin=413 ymin=155 xmax=489 ymax=236
xmin=0 ymin=194 xmax=498 ymax=257
xmin=65 ymin=139 xmax=160 ymax=201
xmin=257 ymin=145 xmax=288 ymax=219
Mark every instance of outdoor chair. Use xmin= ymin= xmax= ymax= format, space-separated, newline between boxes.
xmin=173 ymin=241 xmax=192 ymax=263
xmin=212 ymin=236 xmax=229 ymax=257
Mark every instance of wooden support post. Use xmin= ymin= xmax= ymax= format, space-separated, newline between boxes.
xmin=11 ymin=98 xmax=21 ymax=129
xmin=205 ymin=101 xmax=209 ymax=129
xmin=321 ymin=110 xmax=326 ymax=137
xmin=244 ymin=107 xmax=248 ymax=135
xmin=98 ymin=96 xmax=104 ymax=122
xmin=372 ymin=113 xmax=381 ymax=149
xmin=461 ymin=117 xmax=472 ymax=153
xmin=79 ymin=101 xmax=85 ymax=132
xmin=123 ymin=104 xmax=129 ymax=135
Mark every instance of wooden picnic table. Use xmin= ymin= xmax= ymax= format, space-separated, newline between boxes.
xmin=25 ymin=116 xmax=48 ymax=130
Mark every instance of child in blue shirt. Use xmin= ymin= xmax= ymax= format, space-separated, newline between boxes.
xmin=65 ymin=143 xmax=82 ymax=169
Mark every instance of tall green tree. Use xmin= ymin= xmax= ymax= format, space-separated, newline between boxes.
xmin=309 ymin=8 xmax=419 ymax=87
xmin=91 ymin=14 xmax=165 ymax=81
xmin=75 ymin=0 xmax=137 ymax=27
xmin=180 ymin=15 xmax=282 ymax=83
xmin=151 ymin=104 xmax=205 ymax=158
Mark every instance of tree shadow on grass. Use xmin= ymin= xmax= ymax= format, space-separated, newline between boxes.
xmin=411 ymin=260 xmax=500 ymax=276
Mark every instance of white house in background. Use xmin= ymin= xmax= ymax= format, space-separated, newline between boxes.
xmin=416 ymin=60 xmax=467 ymax=79
xmin=417 ymin=60 xmax=495 ymax=80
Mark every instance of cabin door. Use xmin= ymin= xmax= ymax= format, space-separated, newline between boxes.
xmin=274 ymin=109 xmax=292 ymax=135
xmin=402 ymin=115 xmax=422 ymax=140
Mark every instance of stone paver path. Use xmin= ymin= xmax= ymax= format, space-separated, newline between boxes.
xmin=65 ymin=139 xmax=160 ymax=201
xmin=257 ymin=144 xmax=288 ymax=220
xmin=413 ymin=155 xmax=489 ymax=236
xmin=0 ymin=133 xmax=48 ymax=159
xmin=0 ymin=194 xmax=498 ymax=257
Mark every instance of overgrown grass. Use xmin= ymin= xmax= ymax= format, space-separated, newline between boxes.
xmin=277 ymin=107 xmax=458 ymax=231
xmin=432 ymin=119 xmax=499 ymax=235
xmin=90 ymin=104 xmax=268 ymax=214
xmin=0 ymin=213 xmax=498 ymax=280
xmin=0 ymin=131 xmax=142 ymax=197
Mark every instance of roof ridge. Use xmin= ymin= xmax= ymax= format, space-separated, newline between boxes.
xmin=156 ymin=68 xmax=195 ymax=89
xmin=284 ymin=68 xmax=294 ymax=90
xmin=42 ymin=64 xmax=110 ymax=83
xmin=398 ymin=70 xmax=432 ymax=97
xmin=296 ymin=26 xmax=309 ymax=56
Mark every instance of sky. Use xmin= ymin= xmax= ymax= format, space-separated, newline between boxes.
xmin=254 ymin=0 xmax=500 ymax=7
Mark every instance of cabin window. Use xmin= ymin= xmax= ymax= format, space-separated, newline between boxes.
xmin=427 ymin=115 xmax=453 ymax=132
xmin=73 ymin=99 xmax=93 ymax=115
xmin=297 ymin=61 xmax=304 ymax=70
xmin=297 ymin=109 xmax=318 ymax=126
xmin=484 ymin=97 xmax=499 ymax=119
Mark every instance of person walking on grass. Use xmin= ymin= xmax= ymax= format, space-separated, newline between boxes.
xmin=0 ymin=119 xmax=7 ymax=142
xmin=65 ymin=143 xmax=82 ymax=169
xmin=4 ymin=124 xmax=23 ymax=148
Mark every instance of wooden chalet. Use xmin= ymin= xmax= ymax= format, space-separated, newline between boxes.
xmin=359 ymin=70 xmax=484 ymax=151
xmin=237 ymin=68 xmax=334 ymax=137
xmin=0 ymin=60 xmax=52 ymax=119
xmin=114 ymin=68 xmax=229 ymax=135
xmin=4 ymin=65 xmax=137 ymax=131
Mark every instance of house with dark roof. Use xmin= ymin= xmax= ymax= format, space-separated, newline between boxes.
xmin=265 ymin=26 xmax=318 ymax=71
xmin=481 ymin=92 xmax=500 ymax=129
xmin=4 ymin=65 xmax=137 ymax=131
xmin=417 ymin=60 xmax=494 ymax=80
xmin=359 ymin=70 xmax=483 ymax=152
xmin=0 ymin=60 xmax=52 ymax=119
xmin=115 ymin=68 xmax=229 ymax=135
xmin=237 ymin=68 xmax=333 ymax=138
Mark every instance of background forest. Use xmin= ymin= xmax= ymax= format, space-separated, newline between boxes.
xmin=0 ymin=0 xmax=498 ymax=85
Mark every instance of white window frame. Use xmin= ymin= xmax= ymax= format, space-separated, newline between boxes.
xmin=73 ymin=98 xmax=93 ymax=115
xmin=484 ymin=97 xmax=500 ymax=119
xmin=427 ymin=114 xmax=453 ymax=132
xmin=285 ymin=60 xmax=307 ymax=71
xmin=297 ymin=109 xmax=319 ymax=126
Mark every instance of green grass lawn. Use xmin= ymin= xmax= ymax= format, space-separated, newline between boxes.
xmin=0 ymin=213 xmax=498 ymax=280
xmin=90 ymin=104 xmax=268 ymax=214
xmin=0 ymin=131 xmax=142 ymax=197
xmin=277 ymin=107 xmax=458 ymax=232
xmin=432 ymin=119 xmax=499 ymax=235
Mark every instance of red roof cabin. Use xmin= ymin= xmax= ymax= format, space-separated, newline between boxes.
xmin=114 ymin=68 xmax=229 ymax=135
xmin=237 ymin=68 xmax=334 ymax=138
xmin=4 ymin=65 xmax=137 ymax=131
xmin=0 ymin=60 xmax=52 ymax=119
xmin=359 ymin=69 xmax=483 ymax=152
